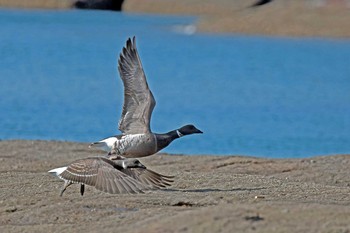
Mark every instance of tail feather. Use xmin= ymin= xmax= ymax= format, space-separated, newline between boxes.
xmin=48 ymin=166 xmax=67 ymax=176
xmin=89 ymin=137 xmax=117 ymax=152
xmin=89 ymin=142 xmax=101 ymax=148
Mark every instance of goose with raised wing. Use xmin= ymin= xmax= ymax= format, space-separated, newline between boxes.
xmin=90 ymin=37 xmax=202 ymax=158
xmin=48 ymin=156 xmax=174 ymax=196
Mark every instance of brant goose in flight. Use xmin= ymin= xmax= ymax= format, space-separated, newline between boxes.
xmin=48 ymin=156 xmax=174 ymax=196
xmin=90 ymin=37 xmax=202 ymax=157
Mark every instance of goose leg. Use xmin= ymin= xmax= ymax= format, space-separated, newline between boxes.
xmin=60 ymin=180 xmax=73 ymax=196
xmin=80 ymin=184 xmax=85 ymax=196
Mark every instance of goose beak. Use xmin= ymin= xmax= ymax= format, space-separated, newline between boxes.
xmin=196 ymin=129 xmax=203 ymax=134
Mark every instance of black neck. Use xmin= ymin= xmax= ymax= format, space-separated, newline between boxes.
xmin=167 ymin=129 xmax=181 ymax=139
xmin=155 ymin=130 xmax=181 ymax=151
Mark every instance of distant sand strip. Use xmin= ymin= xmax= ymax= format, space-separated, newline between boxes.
xmin=1 ymin=0 xmax=350 ymax=38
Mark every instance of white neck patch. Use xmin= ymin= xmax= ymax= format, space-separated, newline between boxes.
xmin=122 ymin=161 xmax=127 ymax=169
xmin=176 ymin=130 xmax=184 ymax=138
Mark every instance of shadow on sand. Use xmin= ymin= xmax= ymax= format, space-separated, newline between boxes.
xmin=161 ymin=187 xmax=267 ymax=193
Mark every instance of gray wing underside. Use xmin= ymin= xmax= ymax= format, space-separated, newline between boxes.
xmin=60 ymin=157 xmax=148 ymax=194
xmin=118 ymin=37 xmax=156 ymax=134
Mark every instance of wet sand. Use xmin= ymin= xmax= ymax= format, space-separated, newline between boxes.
xmin=0 ymin=140 xmax=349 ymax=232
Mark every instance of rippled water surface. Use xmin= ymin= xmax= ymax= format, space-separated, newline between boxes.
xmin=1 ymin=9 xmax=350 ymax=158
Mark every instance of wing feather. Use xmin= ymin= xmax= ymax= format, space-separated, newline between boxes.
xmin=60 ymin=157 xmax=149 ymax=194
xmin=121 ymin=167 xmax=174 ymax=189
xmin=117 ymin=37 xmax=156 ymax=134
xmin=95 ymin=162 xmax=146 ymax=194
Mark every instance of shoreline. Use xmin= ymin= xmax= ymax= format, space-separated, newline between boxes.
xmin=123 ymin=0 xmax=350 ymax=39
xmin=2 ymin=139 xmax=343 ymax=159
xmin=1 ymin=0 xmax=350 ymax=38
xmin=1 ymin=140 xmax=349 ymax=232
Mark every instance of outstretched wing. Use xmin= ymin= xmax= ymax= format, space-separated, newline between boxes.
xmin=118 ymin=37 xmax=156 ymax=134
xmin=58 ymin=158 xmax=99 ymax=187
xmin=121 ymin=167 xmax=174 ymax=189
xmin=59 ymin=157 xmax=149 ymax=194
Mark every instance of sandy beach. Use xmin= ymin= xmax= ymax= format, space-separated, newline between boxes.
xmin=0 ymin=140 xmax=349 ymax=232
xmin=124 ymin=0 xmax=350 ymax=38
xmin=1 ymin=0 xmax=350 ymax=38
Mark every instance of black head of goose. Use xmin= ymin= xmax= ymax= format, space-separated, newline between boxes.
xmin=89 ymin=37 xmax=202 ymax=158
xmin=48 ymin=156 xmax=174 ymax=196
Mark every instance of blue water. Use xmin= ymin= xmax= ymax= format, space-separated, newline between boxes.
xmin=1 ymin=9 xmax=350 ymax=158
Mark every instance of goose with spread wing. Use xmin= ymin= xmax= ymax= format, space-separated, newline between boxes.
xmin=48 ymin=156 xmax=174 ymax=196
xmin=90 ymin=37 xmax=202 ymax=158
